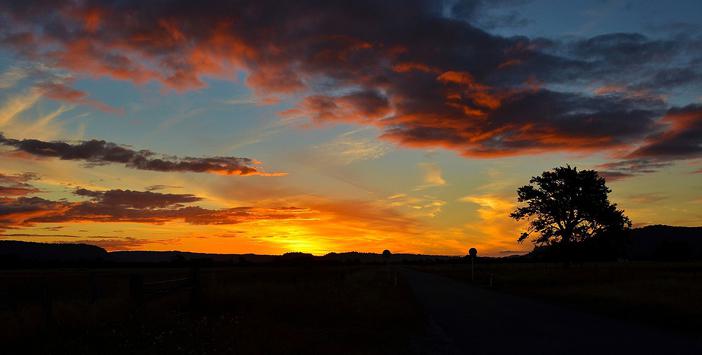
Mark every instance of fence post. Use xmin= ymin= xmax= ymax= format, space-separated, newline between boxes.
xmin=41 ymin=278 xmax=54 ymax=329
xmin=129 ymin=274 xmax=143 ymax=306
xmin=471 ymin=257 xmax=474 ymax=282
xmin=189 ymin=267 xmax=201 ymax=308
xmin=89 ymin=272 xmax=99 ymax=303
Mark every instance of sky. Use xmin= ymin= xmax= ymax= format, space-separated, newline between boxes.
xmin=0 ymin=0 xmax=700 ymax=256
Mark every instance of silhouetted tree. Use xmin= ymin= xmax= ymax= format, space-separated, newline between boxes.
xmin=511 ymin=166 xmax=631 ymax=250
xmin=468 ymin=248 xmax=477 ymax=258
xmin=382 ymin=249 xmax=392 ymax=258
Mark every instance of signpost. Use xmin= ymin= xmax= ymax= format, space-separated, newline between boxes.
xmin=469 ymin=248 xmax=477 ymax=282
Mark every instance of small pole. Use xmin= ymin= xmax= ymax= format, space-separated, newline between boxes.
xmin=7 ymin=289 xmax=17 ymax=313
xmin=189 ymin=267 xmax=201 ymax=308
xmin=89 ymin=272 xmax=99 ymax=303
xmin=129 ymin=274 xmax=143 ymax=306
xmin=468 ymin=248 xmax=478 ymax=282
xmin=41 ymin=278 xmax=54 ymax=329
xmin=471 ymin=257 xmax=474 ymax=282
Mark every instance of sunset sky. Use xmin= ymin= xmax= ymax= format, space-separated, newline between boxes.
xmin=0 ymin=0 xmax=701 ymax=256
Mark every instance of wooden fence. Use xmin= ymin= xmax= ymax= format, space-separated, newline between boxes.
xmin=0 ymin=268 xmax=202 ymax=329
xmin=129 ymin=268 xmax=201 ymax=306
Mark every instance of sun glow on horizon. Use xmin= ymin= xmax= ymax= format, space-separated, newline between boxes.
xmin=0 ymin=0 xmax=701 ymax=257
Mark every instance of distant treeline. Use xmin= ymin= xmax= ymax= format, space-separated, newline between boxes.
xmin=525 ymin=225 xmax=702 ymax=262
xmin=1 ymin=225 xmax=700 ymax=267
xmin=0 ymin=240 xmax=459 ymax=268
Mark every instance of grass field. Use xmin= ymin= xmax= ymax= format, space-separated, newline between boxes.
xmin=3 ymin=261 xmax=701 ymax=354
xmin=415 ymin=261 xmax=702 ymax=335
xmin=0 ymin=266 xmax=424 ymax=355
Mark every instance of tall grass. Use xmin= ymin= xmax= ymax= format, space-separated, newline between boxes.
xmin=417 ymin=261 xmax=702 ymax=335
xmin=0 ymin=266 xmax=423 ymax=354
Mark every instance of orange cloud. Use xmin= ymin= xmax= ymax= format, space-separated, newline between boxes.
xmin=392 ymin=62 xmax=439 ymax=73
xmin=38 ymin=82 xmax=124 ymax=114
xmin=0 ymin=172 xmax=40 ymax=196
xmin=460 ymin=194 xmax=530 ymax=255
xmin=0 ymin=0 xmax=681 ymax=161
xmin=629 ymin=104 xmax=702 ymax=159
xmin=0 ymin=187 xmax=315 ymax=231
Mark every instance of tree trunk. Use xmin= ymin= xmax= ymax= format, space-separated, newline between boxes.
xmin=561 ymin=229 xmax=574 ymax=267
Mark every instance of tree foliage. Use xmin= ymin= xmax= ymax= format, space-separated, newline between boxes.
xmin=511 ymin=166 xmax=631 ymax=247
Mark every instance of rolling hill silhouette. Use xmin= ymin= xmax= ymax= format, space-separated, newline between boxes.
xmin=0 ymin=240 xmax=107 ymax=264
xmin=1 ymin=225 xmax=700 ymax=266
xmin=630 ymin=225 xmax=702 ymax=260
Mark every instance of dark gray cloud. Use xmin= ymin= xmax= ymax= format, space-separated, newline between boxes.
xmin=145 ymin=184 xmax=183 ymax=191
xmin=0 ymin=0 xmax=699 ymax=164
xmin=597 ymin=159 xmax=673 ymax=181
xmin=74 ymin=188 xmax=201 ymax=209
xmin=641 ymin=67 xmax=702 ymax=90
xmin=570 ymin=33 xmax=681 ymax=66
xmin=0 ymin=172 xmax=40 ymax=196
xmin=0 ymin=196 xmax=69 ymax=229
xmin=0 ymin=184 xmax=312 ymax=230
xmin=557 ymin=33 xmax=702 ymax=96
xmin=628 ymin=104 xmax=702 ymax=159
xmin=644 ymin=21 xmax=702 ymax=35
xmin=598 ymin=170 xmax=635 ymax=182
xmin=597 ymin=105 xmax=702 ymax=179
xmin=447 ymin=0 xmax=533 ymax=29
xmin=0 ymin=133 xmax=280 ymax=176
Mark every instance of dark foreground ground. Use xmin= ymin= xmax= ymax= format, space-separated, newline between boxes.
xmin=0 ymin=266 xmax=423 ymax=354
xmin=404 ymin=267 xmax=702 ymax=354
xmin=1 ymin=262 xmax=701 ymax=354
xmin=415 ymin=261 xmax=702 ymax=336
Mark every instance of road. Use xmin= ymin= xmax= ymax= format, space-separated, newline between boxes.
xmin=403 ymin=269 xmax=702 ymax=355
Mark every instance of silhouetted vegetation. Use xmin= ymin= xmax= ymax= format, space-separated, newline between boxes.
xmin=3 ymin=230 xmax=702 ymax=353
xmin=520 ymin=225 xmax=702 ymax=262
xmin=0 ymin=266 xmax=423 ymax=354
xmin=0 ymin=241 xmax=107 ymax=267
xmin=629 ymin=225 xmax=702 ymax=261
xmin=416 ymin=261 xmax=702 ymax=336
xmin=0 ymin=242 xmax=462 ymax=269
xmin=511 ymin=166 xmax=631 ymax=261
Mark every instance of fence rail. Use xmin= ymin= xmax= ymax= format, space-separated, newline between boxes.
xmin=130 ymin=268 xmax=201 ymax=306
xmin=0 ymin=268 xmax=203 ymax=330
xmin=0 ymin=289 xmax=14 ymax=311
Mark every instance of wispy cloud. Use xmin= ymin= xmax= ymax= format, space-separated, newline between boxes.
xmin=386 ymin=193 xmax=446 ymax=218
xmin=0 ymin=172 xmax=40 ymax=196
xmin=0 ymin=65 xmax=30 ymax=89
xmin=625 ymin=192 xmax=668 ymax=204
xmin=0 ymin=88 xmax=75 ymax=141
xmin=459 ymin=194 xmax=529 ymax=254
xmin=38 ymin=82 xmax=124 ymax=114
xmin=313 ymin=128 xmax=390 ymax=165
xmin=0 ymin=88 xmax=42 ymax=127
xmin=220 ymin=96 xmax=280 ymax=106
xmin=415 ymin=162 xmax=446 ymax=190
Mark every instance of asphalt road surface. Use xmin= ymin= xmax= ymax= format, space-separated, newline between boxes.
xmin=403 ymin=269 xmax=702 ymax=355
